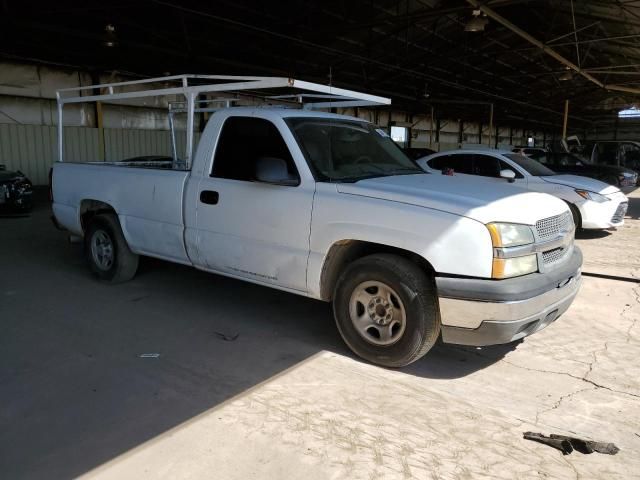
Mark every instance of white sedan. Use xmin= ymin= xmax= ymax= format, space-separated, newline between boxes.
xmin=417 ymin=149 xmax=628 ymax=230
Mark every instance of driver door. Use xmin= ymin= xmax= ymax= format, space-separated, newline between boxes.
xmin=193 ymin=116 xmax=314 ymax=292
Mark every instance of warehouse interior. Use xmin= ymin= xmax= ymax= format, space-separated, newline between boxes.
xmin=2 ymin=1 xmax=640 ymax=479
xmin=3 ymin=0 xmax=640 ymax=182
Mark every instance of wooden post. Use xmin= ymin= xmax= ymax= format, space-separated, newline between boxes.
xmin=562 ymin=99 xmax=569 ymax=140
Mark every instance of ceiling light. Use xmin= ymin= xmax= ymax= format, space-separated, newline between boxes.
xmin=102 ymin=24 xmax=118 ymax=48
xmin=465 ymin=10 xmax=488 ymax=32
xmin=559 ymin=69 xmax=574 ymax=81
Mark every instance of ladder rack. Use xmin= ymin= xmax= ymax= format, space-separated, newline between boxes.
xmin=55 ymin=74 xmax=391 ymax=167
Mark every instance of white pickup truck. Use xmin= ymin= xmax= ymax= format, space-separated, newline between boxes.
xmin=51 ymin=77 xmax=582 ymax=367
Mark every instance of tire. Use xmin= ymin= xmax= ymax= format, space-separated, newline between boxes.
xmin=567 ymin=203 xmax=582 ymax=231
xmin=332 ymin=253 xmax=440 ymax=368
xmin=85 ymin=213 xmax=139 ymax=283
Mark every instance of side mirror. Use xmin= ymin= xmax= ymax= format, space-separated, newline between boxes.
xmin=500 ymin=169 xmax=516 ymax=183
xmin=255 ymin=157 xmax=299 ymax=186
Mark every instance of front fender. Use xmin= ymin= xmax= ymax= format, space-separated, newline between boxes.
xmin=307 ymin=185 xmax=494 ymax=299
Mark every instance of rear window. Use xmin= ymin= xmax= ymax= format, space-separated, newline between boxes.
xmin=504 ymin=154 xmax=555 ymax=176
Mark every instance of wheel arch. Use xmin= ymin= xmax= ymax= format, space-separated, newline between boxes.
xmin=319 ymin=239 xmax=436 ymax=301
xmin=564 ymin=201 xmax=582 ymax=230
xmin=79 ymin=199 xmax=118 ymax=233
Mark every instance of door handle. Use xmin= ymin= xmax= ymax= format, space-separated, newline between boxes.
xmin=200 ymin=190 xmax=219 ymax=205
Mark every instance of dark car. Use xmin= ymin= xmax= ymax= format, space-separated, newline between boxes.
xmin=582 ymin=141 xmax=640 ymax=184
xmin=403 ymin=147 xmax=437 ymax=160
xmin=0 ymin=164 xmax=33 ymax=213
xmin=529 ymin=152 xmax=638 ymax=188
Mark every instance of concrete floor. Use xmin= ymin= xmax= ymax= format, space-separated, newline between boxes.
xmin=1 ymin=191 xmax=639 ymax=480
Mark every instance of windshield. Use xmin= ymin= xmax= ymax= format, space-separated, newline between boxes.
xmin=286 ymin=118 xmax=423 ymax=182
xmin=505 ymin=153 xmax=556 ymax=176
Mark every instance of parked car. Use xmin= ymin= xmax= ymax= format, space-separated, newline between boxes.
xmin=417 ymin=149 xmax=628 ymax=230
xmin=528 ymin=151 xmax=638 ymax=189
xmin=512 ymin=146 xmax=549 ymax=157
xmin=52 ymin=79 xmax=582 ymax=368
xmin=402 ymin=147 xmax=437 ymax=160
xmin=0 ymin=164 xmax=33 ymax=213
xmin=580 ymin=141 xmax=640 ymax=183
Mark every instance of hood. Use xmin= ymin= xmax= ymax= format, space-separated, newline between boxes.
xmin=542 ymin=174 xmax=619 ymax=194
xmin=337 ymin=174 xmax=568 ymax=225
xmin=0 ymin=169 xmax=25 ymax=182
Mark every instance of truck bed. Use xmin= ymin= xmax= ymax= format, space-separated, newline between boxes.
xmin=52 ymin=162 xmax=192 ymax=264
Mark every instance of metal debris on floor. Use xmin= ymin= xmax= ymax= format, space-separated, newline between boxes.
xmin=523 ymin=432 xmax=620 ymax=455
xmin=214 ymin=332 xmax=239 ymax=342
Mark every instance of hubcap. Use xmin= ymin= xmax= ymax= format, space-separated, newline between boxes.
xmin=90 ymin=229 xmax=114 ymax=271
xmin=348 ymin=280 xmax=406 ymax=346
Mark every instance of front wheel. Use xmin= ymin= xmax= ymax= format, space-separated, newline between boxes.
xmin=332 ymin=254 xmax=440 ymax=367
xmin=85 ymin=213 xmax=139 ymax=283
xmin=567 ymin=203 xmax=582 ymax=231
xmin=604 ymin=175 xmax=619 ymax=187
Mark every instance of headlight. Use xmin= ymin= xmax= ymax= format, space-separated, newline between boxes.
xmin=486 ymin=222 xmax=535 ymax=247
xmin=492 ymin=254 xmax=538 ymax=279
xmin=575 ymin=189 xmax=609 ymax=203
xmin=486 ymin=223 xmax=537 ymax=279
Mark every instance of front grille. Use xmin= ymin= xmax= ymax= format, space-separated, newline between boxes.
xmin=542 ymin=247 xmax=567 ymax=265
xmin=535 ymin=211 xmax=573 ymax=240
xmin=611 ymin=202 xmax=628 ymax=224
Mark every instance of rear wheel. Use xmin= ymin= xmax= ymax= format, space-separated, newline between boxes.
xmin=85 ymin=213 xmax=139 ymax=283
xmin=332 ymin=254 xmax=440 ymax=367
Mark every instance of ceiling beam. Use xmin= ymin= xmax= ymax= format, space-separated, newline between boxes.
xmin=466 ymin=0 xmax=640 ymax=95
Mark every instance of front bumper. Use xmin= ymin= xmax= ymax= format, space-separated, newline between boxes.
xmin=578 ymin=193 xmax=628 ymax=229
xmin=436 ymin=248 xmax=582 ymax=346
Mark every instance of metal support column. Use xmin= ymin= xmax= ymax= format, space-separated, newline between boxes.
xmin=96 ymin=101 xmax=105 ymax=161
xmin=429 ymin=105 xmax=434 ymax=148
xmin=488 ymin=103 xmax=494 ymax=147
xmin=562 ymin=100 xmax=569 ymax=140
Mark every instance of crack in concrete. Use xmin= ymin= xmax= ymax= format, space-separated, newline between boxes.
xmin=454 ymin=347 xmax=640 ymax=400
xmin=623 ymin=283 xmax=640 ymax=344
xmin=534 ymin=386 xmax=596 ymax=426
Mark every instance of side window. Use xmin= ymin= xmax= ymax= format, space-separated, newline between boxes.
xmin=499 ymin=160 xmax=523 ymax=178
xmin=428 ymin=156 xmax=442 ymax=169
xmin=621 ymin=143 xmax=640 ymax=167
xmin=211 ymin=117 xmax=299 ymax=182
xmin=473 ymin=154 xmax=501 ymax=177
xmin=536 ymin=154 xmax=551 ymax=165
xmin=441 ymin=154 xmax=474 ymax=174
xmin=597 ymin=143 xmax=618 ymax=164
